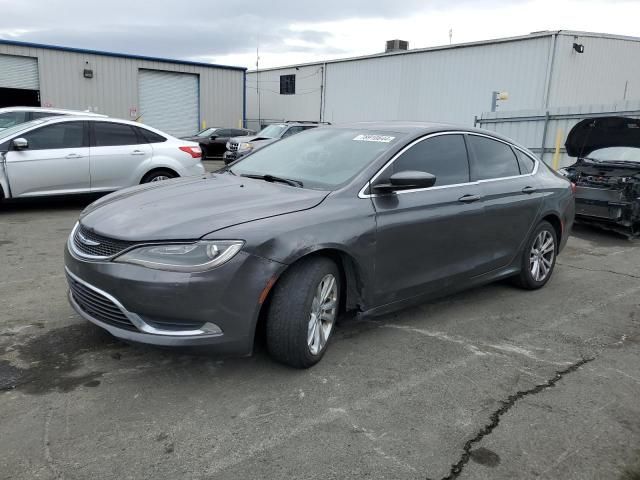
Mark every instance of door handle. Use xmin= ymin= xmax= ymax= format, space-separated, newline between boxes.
xmin=522 ymin=186 xmax=537 ymax=194
xmin=65 ymin=153 xmax=83 ymax=159
xmin=131 ymin=150 xmax=146 ymax=155
xmin=458 ymin=194 xmax=481 ymax=203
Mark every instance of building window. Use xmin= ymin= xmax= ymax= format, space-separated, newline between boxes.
xmin=280 ymin=74 xmax=296 ymax=95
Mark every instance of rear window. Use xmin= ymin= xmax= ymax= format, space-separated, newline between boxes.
xmin=467 ymin=135 xmax=520 ymax=180
xmin=514 ymin=149 xmax=535 ymax=174
xmin=93 ymin=122 xmax=139 ymax=147
xmin=136 ymin=127 xmax=167 ymax=144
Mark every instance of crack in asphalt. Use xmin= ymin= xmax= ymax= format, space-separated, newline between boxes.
xmin=557 ymin=262 xmax=640 ymax=280
xmin=427 ymin=357 xmax=595 ymax=480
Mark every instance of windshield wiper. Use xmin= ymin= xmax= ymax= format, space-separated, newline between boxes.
xmin=240 ymin=173 xmax=303 ymax=188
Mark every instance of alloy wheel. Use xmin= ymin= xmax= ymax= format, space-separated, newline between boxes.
xmin=530 ymin=230 xmax=555 ymax=282
xmin=307 ymin=274 xmax=338 ymax=355
xmin=150 ymin=175 xmax=170 ymax=182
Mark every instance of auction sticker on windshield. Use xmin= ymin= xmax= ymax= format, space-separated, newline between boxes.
xmin=352 ymin=134 xmax=395 ymax=143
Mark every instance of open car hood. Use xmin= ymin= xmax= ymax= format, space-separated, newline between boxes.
xmin=565 ymin=116 xmax=640 ymax=158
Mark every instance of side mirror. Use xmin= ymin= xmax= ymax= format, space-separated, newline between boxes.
xmin=210 ymin=134 xmax=218 ymax=139
xmin=12 ymin=138 xmax=28 ymax=150
xmin=373 ymin=170 xmax=436 ymax=193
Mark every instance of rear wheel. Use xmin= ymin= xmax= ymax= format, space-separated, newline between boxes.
xmin=513 ymin=220 xmax=557 ymax=289
xmin=266 ymin=257 xmax=340 ymax=368
xmin=141 ymin=169 xmax=177 ymax=183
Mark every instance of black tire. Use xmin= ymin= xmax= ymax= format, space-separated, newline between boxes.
xmin=513 ymin=220 xmax=558 ymax=290
xmin=266 ymin=257 xmax=340 ymax=368
xmin=140 ymin=169 xmax=177 ymax=184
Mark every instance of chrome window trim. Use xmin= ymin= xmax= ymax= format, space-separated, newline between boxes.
xmin=358 ymin=131 xmax=540 ymax=199
xmin=65 ymin=267 xmax=222 ymax=337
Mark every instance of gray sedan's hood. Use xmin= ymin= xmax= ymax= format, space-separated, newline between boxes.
xmin=79 ymin=173 xmax=329 ymax=241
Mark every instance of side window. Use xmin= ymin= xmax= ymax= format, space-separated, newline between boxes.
xmin=514 ymin=148 xmax=535 ymax=174
xmin=233 ymin=129 xmax=247 ymax=136
xmin=467 ymin=135 xmax=520 ymax=180
xmin=135 ymin=127 xmax=167 ymax=144
xmin=20 ymin=122 xmax=85 ymax=150
xmin=392 ymin=134 xmax=469 ymax=187
xmin=93 ymin=122 xmax=139 ymax=147
xmin=215 ymin=129 xmax=231 ymax=137
xmin=0 ymin=111 xmax=27 ymax=128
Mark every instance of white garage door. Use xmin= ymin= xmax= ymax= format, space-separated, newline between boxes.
xmin=138 ymin=69 xmax=199 ymax=138
xmin=0 ymin=55 xmax=39 ymax=90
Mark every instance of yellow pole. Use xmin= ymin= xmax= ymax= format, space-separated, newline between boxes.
xmin=238 ymin=119 xmax=242 ymax=129
xmin=552 ymin=128 xmax=563 ymax=170
xmin=201 ymin=119 xmax=206 ymax=130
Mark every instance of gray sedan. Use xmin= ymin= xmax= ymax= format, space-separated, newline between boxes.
xmin=64 ymin=122 xmax=575 ymax=368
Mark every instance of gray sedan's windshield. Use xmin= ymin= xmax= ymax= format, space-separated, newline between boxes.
xmin=230 ymin=128 xmax=402 ymax=189
xmin=258 ymin=124 xmax=287 ymax=138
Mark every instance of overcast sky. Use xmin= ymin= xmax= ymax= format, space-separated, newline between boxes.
xmin=0 ymin=0 xmax=638 ymax=69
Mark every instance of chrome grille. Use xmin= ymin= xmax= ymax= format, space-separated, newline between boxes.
xmin=67 ymin=274 xmax=137 ymax=331
xmin=228 ymin=142 xmax=238 ymax=152
xmin=73 ymin=224 xmax=135 ymax=258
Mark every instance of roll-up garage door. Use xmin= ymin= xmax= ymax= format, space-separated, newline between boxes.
xmin=138 ymin=69 xmax=199 ymax=138
xmin=0 ymin=54 xmax=40 ymax=107
xmin=0 ymin=55 xmax=39 ymax=90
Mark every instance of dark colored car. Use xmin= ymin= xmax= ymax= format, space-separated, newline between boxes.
xmin=560 ymin=116 xmax=640 ymax=237
xmin=183 ymin=127 xmax=255 ymax=159
xmin=64 ymin=122 xmax=574 ymax=368
xmin=223 ymin=121 xmax=320 ymax=164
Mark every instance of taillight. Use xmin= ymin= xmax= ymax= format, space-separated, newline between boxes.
xmin=179 ymin=146 xmax=202 ymax=158
xmin=570 ymin=182 xmax=577 ymax=195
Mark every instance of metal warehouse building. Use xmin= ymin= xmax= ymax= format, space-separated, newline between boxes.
xmin=0 ymin=39 xmax=246 ymax=138
xmin=247 ymin=30 xmax=640 ymax=166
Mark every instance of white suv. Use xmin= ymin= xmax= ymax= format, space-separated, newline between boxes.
xmin=0 ymin=116 xmax=204 ymax=199
xmin=0 ymin=106 xmax=107 ymax=131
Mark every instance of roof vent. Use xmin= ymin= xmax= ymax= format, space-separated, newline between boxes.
xmin=385 ymin=39 xmax=409 ymax=53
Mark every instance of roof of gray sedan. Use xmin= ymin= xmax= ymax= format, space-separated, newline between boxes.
xmin=332 ymin=120 xmax=519 ymax=142
xmin=332 ymin=121 xmax=465 ymax=133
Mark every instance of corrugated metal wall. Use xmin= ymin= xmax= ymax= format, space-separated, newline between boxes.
xmin=0 ymin=43 xmax=244 ymax=135
xmin=245 ymin=64 xmax=323 ymax=128
xmin=549 ymin=34 xmax=640 ymax=107
xmin=245 ymin=32 xmax=640 ymax=132
xmin=322 ymin=36 xmax=552 ymax=124
xmin=477 ymin=100 xmax=640 ymax=167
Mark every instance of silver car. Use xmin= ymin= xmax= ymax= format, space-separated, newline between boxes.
xmin=0 ymin=116 xmax=205 ymax=200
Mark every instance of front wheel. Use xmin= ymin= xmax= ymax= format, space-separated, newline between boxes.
xmin=513 ymin=220 xmax=557 ymax=290
xmin=266 ymin=257 xmax=340 ymax=368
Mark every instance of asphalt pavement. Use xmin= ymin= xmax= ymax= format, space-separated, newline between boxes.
xmin=0 ymin=181 xmax=639 ymax=480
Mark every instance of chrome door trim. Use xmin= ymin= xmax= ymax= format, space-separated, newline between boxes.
xmin=358 ymin=131 xmax=540 ymax=199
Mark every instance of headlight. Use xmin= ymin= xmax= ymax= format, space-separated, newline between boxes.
xmin=114 ymin=240 xmax=243 ymax=272
xmin=225 ymin=141 xmax=231 ymax=150
xmin=239 ymin=142 xmax=254 ymax=151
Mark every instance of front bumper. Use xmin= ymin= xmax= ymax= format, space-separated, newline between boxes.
xmin=64 ymin=245 xmax=284 ymax=354
xmin=575 ymin=186 xmax=638 ymax=222
xmin=223 ymin=150 xmax=249 ymax=164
